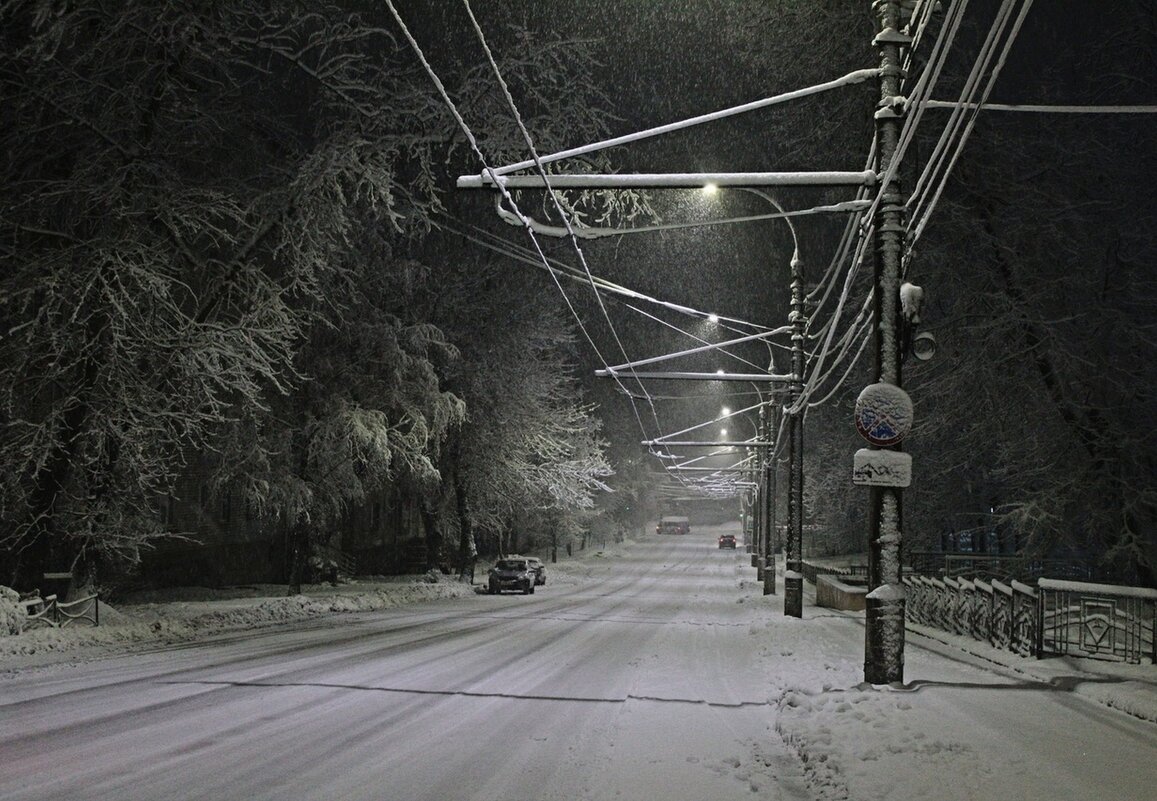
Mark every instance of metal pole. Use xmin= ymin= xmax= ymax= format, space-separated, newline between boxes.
xmin=752 ymin=407 xmax=764 ymax=569
xmin=784 ymin=266 xmax=805 ymax=617
xmin=864 ymin=0 xmax=909 ymax=685
xmin=763 ymin=403 xmax=777 ymax=596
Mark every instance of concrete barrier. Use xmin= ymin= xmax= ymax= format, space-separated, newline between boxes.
xmin=816 ymin=574 xmax=868 ymax=612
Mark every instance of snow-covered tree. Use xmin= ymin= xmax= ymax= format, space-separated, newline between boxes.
xmin=0 ymin=0 xmax=632 ymax=587
xmin=900 ymin=0 xmax=1157 ymax=582
xmin=424 ymin=260 xmax=613 ymax=566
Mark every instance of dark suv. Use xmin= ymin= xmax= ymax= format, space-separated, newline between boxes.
xmin=488 ymin=558 xmax=535 ymax=595
xmin=718 ymin=533 xmax=737 ymax=549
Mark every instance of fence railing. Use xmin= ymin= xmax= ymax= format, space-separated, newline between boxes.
xmin=800 ymin=561 xmax=867 ymax=584
xmin=1037 ymin=579 xmax=1157 ymax=665
xmin=903 ymin=575 xmax=1039 ymax=658
xmin=801 ymin=561 xmax=1155 ymax=665
xmin=22 ymin=593 xmax=100 ymax=629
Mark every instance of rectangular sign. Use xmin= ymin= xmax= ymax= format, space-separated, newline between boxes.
xmin=852 ymin=448 xmax=912 ymax=487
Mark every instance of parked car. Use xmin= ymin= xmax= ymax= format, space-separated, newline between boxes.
xmin=488 ymin=558 xmax=535 ymax=595
xmin=525 ymin=556 xmax=547 ymax=586
xmin=718 ymin=533 xmax=737 ymax=549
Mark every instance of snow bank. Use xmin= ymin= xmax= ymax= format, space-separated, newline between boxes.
xmin=1 ymin=586 xmax=23 ymax=636
xmin=0 ymin=579 xmax=474 ymax=663
xmin=0 ymin=541 xmax=633 ymax=667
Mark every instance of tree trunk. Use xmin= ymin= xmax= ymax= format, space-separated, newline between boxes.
xmin=287 ymin=523 xmax=310 ymax=595
xmin=453 ymin=469 xmax=475 ymax=583
xmin=419 ymin=499 xmax=443 ymax=573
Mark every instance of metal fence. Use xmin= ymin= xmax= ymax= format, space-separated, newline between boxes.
xmin=799 ymin=561 xmax=1157 ymax=665
xmin=1037 ymin=579 xmax=1157 ymax=665
xmin=902 ymin=575 xmax=1155 ymax=665
xmin=22 ymin=593 xmax=100 ymax=629
xmin=903 ymin=575 xmax=1039 ymax=658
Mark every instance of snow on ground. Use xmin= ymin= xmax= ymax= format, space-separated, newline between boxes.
xmin=0 ymin=577 xmax=469 ymax=665
xmin=0 ymin=543 xmax=620 ymax=669
xmin=3 ymin=532 xmax=1156 ymax=801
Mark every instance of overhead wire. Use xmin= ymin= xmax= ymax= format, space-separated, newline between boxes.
xmin=443 ymin=219 xmax=787 ymax=380
xmin=456 ymin=0 xmax=737 ymax=491
xmin=383 ymin=0 xmax=677 ymax=464
xmin=795 ymin=0 xmax=974 ymax=414
xmin=457 ymin=0 xmax=880 ymax=492
xmin=798 ymin=0 xmax=1037 ymax=417
xmin=393 ymin=0 xmax=1010 ymax=496
xmin=906 ymin=0 xmax=1036 ymax=263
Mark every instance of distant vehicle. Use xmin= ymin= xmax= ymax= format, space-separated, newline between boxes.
xmin=506 ymin=554 xmax=546 ymax=586
xmin=718 ymin=533 xmax=737 ymax=549
xmin=488 ymin=558 xmax=535 ymax=595
xmin=656 ymin=516 xmax=691 ymax=535
xmin=525 ymin=556 xmax=546 ymax=586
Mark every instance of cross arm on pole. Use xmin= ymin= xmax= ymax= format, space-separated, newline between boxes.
xmin=457 ymin=171 xmax=877 ymax=190
xmin=597 ymin=369 xmax=794 ymax=382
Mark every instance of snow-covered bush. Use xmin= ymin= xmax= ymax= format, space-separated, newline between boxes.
xmin=1 ymin=586 xmax=23 ymax=636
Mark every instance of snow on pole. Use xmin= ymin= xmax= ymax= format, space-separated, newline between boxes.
xmin=864 ymin=0 xmax=910 ymax=687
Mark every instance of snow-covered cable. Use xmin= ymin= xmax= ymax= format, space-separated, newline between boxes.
xmin=908 ymin=0 xmax=1036 ymax=257
xmin=456 ymin=0 xmax=679 ymax=444
xmin=493 ymin=197 xmax=871 ymax=240
xmin=920 ymin=101 xmax=1157 ymax=113
xmin=481 ymin=69 xmax=881 ymax=177
xmin=384 ymin=0 xmax=668 ymax=445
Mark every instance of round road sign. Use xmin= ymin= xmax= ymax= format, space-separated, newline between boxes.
xmin=854 ymin=382 xmax=913 ymax=446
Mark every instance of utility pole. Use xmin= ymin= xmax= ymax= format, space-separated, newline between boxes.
xmin=763 ymin=402 xmax=777 ymax=596
xmin=752 ymin=406 xmax=765 ymax=570
xmin=784 ymin=259 xmax=806 ymax=618
xmin=864 ymin=0 xmax=910 ymax=684
xmin=749 ymin=407 xmax=758 ymax=569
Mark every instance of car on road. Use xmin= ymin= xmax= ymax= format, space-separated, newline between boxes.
xmin=656 ymin=515 xmax=690 ymax=535
xmin=525 ymin=556 xmax=547 ymax=586
xmin=488 ymin=558 xmax=535 ymax=595
xmin=718 ymin=533 xmax=737 ymax=549
xmin=506 ymin=554 xmax=546 ymax=586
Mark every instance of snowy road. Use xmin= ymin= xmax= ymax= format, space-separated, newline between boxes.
xmin=3 ymin=529 xmax=1157 ymax=801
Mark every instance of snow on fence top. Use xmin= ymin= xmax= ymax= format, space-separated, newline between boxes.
xmin=1038 ymin=578 xmax=1157 ymax=600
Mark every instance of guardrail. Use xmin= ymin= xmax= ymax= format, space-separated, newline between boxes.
xmin=22 ymin=593 xmax=100 ymax=629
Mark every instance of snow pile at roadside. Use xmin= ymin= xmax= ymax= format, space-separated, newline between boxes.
xmin=0 ymin=578 xmax=473 ymax=662
xmin=1 ymin=586 xmax=24 ymax=636
xmin=0 ymin=541 xmax=634 ymax=666
xmin=741 ymin=590 xmax=1157 ymax=801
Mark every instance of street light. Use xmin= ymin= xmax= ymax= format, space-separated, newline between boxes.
xmin=718 ymin=405 xmax=763 ymax=562
xmin=708 ymin=186 xmax=806 ymax=615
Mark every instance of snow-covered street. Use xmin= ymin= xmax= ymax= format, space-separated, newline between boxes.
xmin=3 ymin=528 xmax=1156 ymax=801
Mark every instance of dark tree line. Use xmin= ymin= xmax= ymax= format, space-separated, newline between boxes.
xmin=0 ymin=1 xmax=634 ymax=591
xmin=796 ymin=1 xmax=1157 ymax=584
